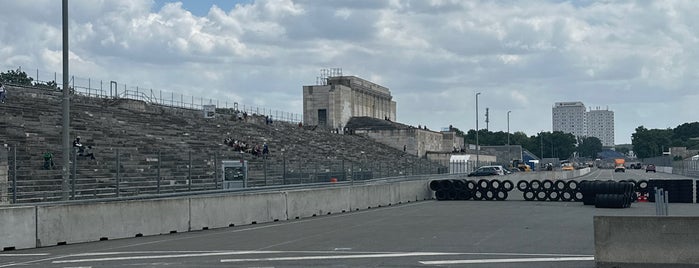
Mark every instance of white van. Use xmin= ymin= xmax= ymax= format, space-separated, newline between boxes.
xmin=479 ymin=165 xmax=506 ymax=175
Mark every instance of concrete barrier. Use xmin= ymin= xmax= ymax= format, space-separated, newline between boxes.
xmin=0 ymin=206 xmax=36 ymax=250
xmin=286 ymin=187 xmax=351 ymax=219
xmin=190 ymin=192 xmax=287 ymax=230
xmin=396 ymin=180 xmax=432 ymax=203
xmin=36 ymin=198 xmax=189 ymax=247
xmin=350 ymin=183 xmax=399 ymax=210
xmin=595 ymin=216 xmax=699 ymax=267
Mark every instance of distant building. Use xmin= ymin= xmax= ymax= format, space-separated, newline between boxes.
xmin=586 ymin=108 xmax=615 ymax=147
xmin=552 ymin=101 xmax=615 ymax=147
xmin=303 ymin=76 xmax=396 ymax=130
xmin=552 ymin=102 xmax=587 ymax=138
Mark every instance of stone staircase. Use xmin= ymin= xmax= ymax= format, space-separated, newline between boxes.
xmin=0 ymin=85 xmax=446 ymax=203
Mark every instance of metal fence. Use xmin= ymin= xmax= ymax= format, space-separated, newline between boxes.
xmin=0 ymin=65 xmax=301 ymax=123
xmin=1 ymin=146 xmax=446 ymax=204
xmin=672 ymin=160 xmax=699 ymax=178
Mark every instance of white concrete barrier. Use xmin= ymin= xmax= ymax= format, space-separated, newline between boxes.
xmin=396 ymin=180 xmax=432 ymax=203
xmin=350 ymin=183 xmax=399 ymax=211
xmin=190 ymin=192 xmax=287 ymax=230
xmin=286 ymin=187 xmax=351 ymax=219
xmin=36 ymin=198 xmax=189 ymax=247
xmin=595 ymin=216 xmax=699 ymax=267
xmin=0 ymin=206 xmax=36 ymax=250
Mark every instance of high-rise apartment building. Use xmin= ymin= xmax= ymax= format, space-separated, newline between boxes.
xmin=586 ymin=108 xmax=615 ymax=147
xmin=552 ymin=102 xmax=587 ymax=137
xmin=552 ymin=102 xmax=615 ymax=147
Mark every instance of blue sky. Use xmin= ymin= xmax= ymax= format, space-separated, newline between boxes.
xmin=153 ymin=0 xmax=252 ymax=16
xmin=1 ymin=0 xmax=698 ymax=145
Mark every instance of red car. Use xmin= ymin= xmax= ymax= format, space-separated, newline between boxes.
xmin=646 ymin=164 xmax=656 ymax=173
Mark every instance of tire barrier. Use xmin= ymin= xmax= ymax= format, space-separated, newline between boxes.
xmin=648 ymin=179 xmax=693 ymax=203
xmin=580 ymin=180 xmax=635 ymax=208
xmin=430 ymin=179 xmax=515 ymax=201
xmin=519 ymin=179 xmax=584 ymax=202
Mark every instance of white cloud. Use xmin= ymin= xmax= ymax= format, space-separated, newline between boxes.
xmin=1 ymin=0 xmax=698 ymax=144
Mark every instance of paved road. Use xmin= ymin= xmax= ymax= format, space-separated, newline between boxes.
xmin=3 ymin=177 xmax=699 ymax=268
xmin=575 ymin=168 xmax=692 ymax=181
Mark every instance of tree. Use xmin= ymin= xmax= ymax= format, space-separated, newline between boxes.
xmin=578 ymin=137 xmax=603 ymax=158
xmin=0 ymin=69 xmax=33 ymax=85
xmin=632 ymin=126 xmax=672 ymax=158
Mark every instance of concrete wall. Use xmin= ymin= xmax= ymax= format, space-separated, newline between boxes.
xmin=0 ymin=206 xmax=35 ymax=250
xmin=595 ymin=216 xmax=699 ymax=267
xmin=1 ymin=177 xmax=434 ymax=251
xmin=190 ymin=192 xmax=287 ymax=230
xmin=363 ymin=128 xmax=446 ymax=157
xmin=0 ymin=147 xmax=7 ymax=204
xmin=36 ymin=198 xmax=190 ymax=247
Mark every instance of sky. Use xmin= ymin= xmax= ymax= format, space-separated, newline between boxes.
xmin=1 ymin=0 xmax=698 ymax=145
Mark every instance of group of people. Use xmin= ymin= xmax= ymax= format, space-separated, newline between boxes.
xmin=223 ymin=137 xmax=269 ymax=158
xmin=41 ymin=136 xmax=97 ymax=170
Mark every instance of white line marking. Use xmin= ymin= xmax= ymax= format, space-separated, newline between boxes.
xmin=419 ymin=256 xmax=595 ymax=265
xmin=0 ymin=253 xmax=51 ymax=256
xmin=220 ymin=252 xmax=462 ymax=262
xmin=52 ymin=251 xmax=285 ymax=264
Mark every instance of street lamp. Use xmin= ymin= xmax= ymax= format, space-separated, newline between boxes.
xmin=475 ymin=92 xmax=481 ymax=168
xmin=507 ymin=111 xmax=511 ymax=146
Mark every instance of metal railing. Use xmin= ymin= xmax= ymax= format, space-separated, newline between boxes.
xmin=1 ymin=146 xmax=447 ymax=204
xmin=0 ymin=65 xmax=301 ymax=123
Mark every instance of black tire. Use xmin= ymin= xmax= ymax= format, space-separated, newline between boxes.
xmin=436 ymin=190 xmax=449 ymax=200
xmin=456 ymin=190 xmax=471 ymax=200
xmin=542 ymin=179 xmax=554 ymax=192
xmin=494 ymin=190 xmax=508 ymax=201
xmin=452 ymin=179 xmax=466 ymax=190
xmin=489 ymin=179 xmax=502 ymax=191
xmin=502 ymin=180 xmax=514 ymax=191
xmin=517 ymin=180 xmax=529 ymax=191
xmin=429 ymin=180 xmax=442 ymax=191
xmin=566 ymin=180 xmax=579 ymax=192
xmin=473 ymin=190 xmax=485 ymax=201
xmin=535 ymin=190 xmax=547 ymax=201
xmin=440 ymin=179 xmax=454 ymax=190
xmin=637 ymin=180 xmax=648 ymax=191
xmin=484 ymin=190 xmax=495 ymax=201
xmin=548 ymin=191 xmax=561 ymax=201
xmin=574 ymin=191 xmax=584 ymax=202
xmin=448 ymin=189 xmax=458 ymax=200
xmin=523 ymin=190 xmax=536 ymax=201
xmin=466 ymin=180 xmax=477 ymax=192
xmin=560 ymin=190 xmax=574 ymax=202
xmin=554 ymin=180 xmax=567 ymax=191
xmin=530 ymin=180 xmax=542 ymax=191
xmin=477 ymin=179 xmax=489 ymax=190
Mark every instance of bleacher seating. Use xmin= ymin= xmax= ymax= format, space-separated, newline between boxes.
xmin=0 ymin=84 xmax=445 ymax=202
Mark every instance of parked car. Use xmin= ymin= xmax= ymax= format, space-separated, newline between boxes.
xmin=562 ymin=164 xmax=574 ymax=171
xmin=467 ymin=167 xmax=499 ymax=177
xmin=646 ymin=164 xmax=656 ymax=173
xmin=480 ymin=165 xmax=507 ymax=175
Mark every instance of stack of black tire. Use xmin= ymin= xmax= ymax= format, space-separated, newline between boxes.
xmin=648 ymin=179 xmax=693 ymax=203
xmin=430 ymin=179 xmax=514 ymax=201
xmin=517 ymin=179 xmax=583 ymax=202
xmin=579 ymin=180 xmax=635 ymax=208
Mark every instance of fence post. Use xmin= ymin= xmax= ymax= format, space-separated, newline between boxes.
xmin=188 ymin=151 xmax=192 ymax=192
xmin=157 ymin=150 xmax=161 ymax=194
xmin=342 ymin=159 xmax=345 ymax=181
xmin=214 ymin=153 xmax=219 ymax=189
xmin=263 ymin=157 xmax=267 ymax=186
xmin=115 ymin=149 xmax=120 ymax=197
xmin=12 ymin=147 xmax=17 ymax=204
xmin=282 ymin=155 xmax=286 ymax=185
xmin=71 ymin=148 xmax=77 ymax=199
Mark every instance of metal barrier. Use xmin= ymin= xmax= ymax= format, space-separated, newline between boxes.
xmin=1 ymin=146 xmax=446 ymax=204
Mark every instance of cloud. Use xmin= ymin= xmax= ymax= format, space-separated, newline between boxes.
xmin=1 ymin=0 xmax=699 ymax=144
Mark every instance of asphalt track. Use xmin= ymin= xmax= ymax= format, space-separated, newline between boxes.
xmin=1 ymin=169 xmax=697 ymax=268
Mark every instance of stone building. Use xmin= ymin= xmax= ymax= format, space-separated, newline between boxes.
xmin=303 ymin=76 xmax=396 ymax=130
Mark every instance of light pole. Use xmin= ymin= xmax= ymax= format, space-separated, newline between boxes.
xmin=61 ymin=0 xmax=71 ymax=200
xmin=475 ymin=92 xmax=481 ymax=168
xmin=507 ymin=111 xmax=511 ymax=146
xmin=507 ymin=110 xmax=511 ymax=164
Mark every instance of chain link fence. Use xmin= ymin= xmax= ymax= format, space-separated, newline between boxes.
xmin=1 ymin=146 xmax=446 ymax=204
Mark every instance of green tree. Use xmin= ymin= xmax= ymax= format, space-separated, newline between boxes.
xmin=578 ymin=137 xmax=603 ymax=158
xmin=632 ymin=126 xmax=672 ymax=158
xmin=0 ymin=69 xmax=33 ymax=85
